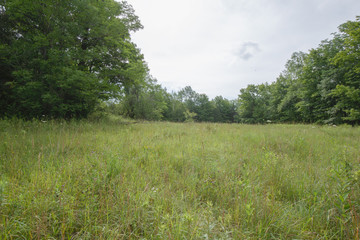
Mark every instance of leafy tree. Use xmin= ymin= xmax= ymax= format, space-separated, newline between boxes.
xmin=237 ymin=84 xmax=271 ymax=123
xmin=183 ymin=109 xmax=197 ymax=122
xmin=120 ymin=75 xmax=168 ymax=121
xmin=331 ymin=16 xmax=360 ymax=125
xmin=275 ymin=52 xmax=306 ymax=122
xmin=163 ymin=92 xmax=186 ymax=122
xmin=195 ymin=94 xmax=214 ymax=122
xmin=331 ymin=85 xmax=360 ymax=125
xmin=178 ymin=86 xmax=199 ymax=115
xmin=161 ymin=87 xmax=237 ymax=123
xmin=269 ymin=75 xmax=301 ymax=122
xmin=212 ymin=96 xmax=236 ymax=123
xmin=0 ymin=0 xmax=144 ymax=119
xmin=297 ymin=37 xmax=346 ymax=124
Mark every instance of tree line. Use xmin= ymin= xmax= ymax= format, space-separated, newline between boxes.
xmin=108 ymin=16 xmax=360 ymax=125
xmin=237 ymin=17 xmax=360 ymax=125
xmin=108 ymin=84 xmax=238 ymax=123
xmin=1 ymin=1 xmax=359 ymax=125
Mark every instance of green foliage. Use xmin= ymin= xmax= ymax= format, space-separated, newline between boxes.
xmin=329 ymin=158 xmax=360 ymax=238
xmin=298 ymin=36 xmax=346 ymax=124
xmin=237 ymin=84 xmax=271 ymax=123
xmin=174 ymin=87 xmax=237 ymax=123
xmin=331 ymin=17 xmax=360 ymax=125
xmin=331 ymin=85 xmax=360 ymax=124
xmin=89 ymin=85 xmax=238 ymax=123
xmin=163 ymin=92 xmax=187 ymax=122
xmin=213 ymin=96 xmax=237 ymax=123
xmin=0 ymin=0 xmax=145 ymax=119
xmin=195 ymin=94 xmax=215 ymax=122
xmin=183 ymin=109 xmax=197 ymax=122
xmin=118 ymin=76 xmax=168 ymax=121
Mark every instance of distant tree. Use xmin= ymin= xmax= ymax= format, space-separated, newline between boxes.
xmin=183 ymin=109 xmax=197 ymax=122
xmin=162 ymin=92 xmax=186 ymax=122
xmin=275 ymin=52 xmax=306 ymax=122
xmin=212 ymin=96 xmax=236 ymax=123
xmin=121 ymin=76 xmax=167 ymax=120
xmin=178 ymin=86 xmax=199 ymax=115
xmin=194 ymin=94 xmax=214 ymax=122
xmin=237 ymin=83 xmax=271 ymax=123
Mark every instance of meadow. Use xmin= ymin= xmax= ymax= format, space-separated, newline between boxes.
xmin=0 ymin=120 xmax=359 ymax=239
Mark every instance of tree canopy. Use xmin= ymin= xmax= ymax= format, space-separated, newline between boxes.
xmin=0 ymin=0 xmax=146 ymax=119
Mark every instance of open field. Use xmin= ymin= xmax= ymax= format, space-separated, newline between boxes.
xmin=0 ymin=120 xmax=359 ymax=239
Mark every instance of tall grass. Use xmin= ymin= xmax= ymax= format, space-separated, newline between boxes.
xmin=0 ymin=120 xmax=359 ymax=239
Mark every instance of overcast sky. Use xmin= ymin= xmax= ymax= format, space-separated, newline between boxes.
xmin=126 ymin=0 xmax=360 ymax=99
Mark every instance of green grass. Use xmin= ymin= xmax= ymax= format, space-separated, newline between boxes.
xmin=0 ymin=120 xmax=359 ymax=239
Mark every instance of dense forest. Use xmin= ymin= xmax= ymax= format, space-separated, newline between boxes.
xmin=1 ymin=1 xmax=359 ymax=125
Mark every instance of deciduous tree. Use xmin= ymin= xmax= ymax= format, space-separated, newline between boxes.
xmin=0 ymin=0 xmax=145 ymax=119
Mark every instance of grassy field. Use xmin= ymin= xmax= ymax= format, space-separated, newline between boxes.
xmin=0 ymin=120 xmax=359 ymax=239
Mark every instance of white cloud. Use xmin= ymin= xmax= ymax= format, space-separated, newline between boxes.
xmin=235 ymin=42 xmax=261 ymax=61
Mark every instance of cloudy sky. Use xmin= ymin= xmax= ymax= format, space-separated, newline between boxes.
xmin=126 ymin=0 xmax=360 ymax=99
